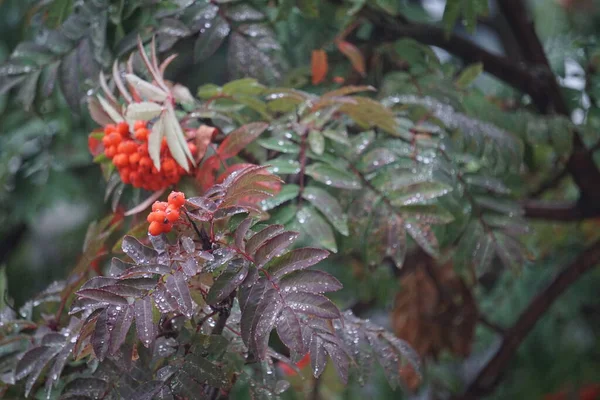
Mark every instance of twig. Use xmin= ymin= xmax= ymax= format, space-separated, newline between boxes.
xmin=523 ymin=199 xmax=600 ymax=221
xmin=454 ymin=239 xmax=600 ymax=399
xmin=478 ymin=315 xmax=506 ymax=335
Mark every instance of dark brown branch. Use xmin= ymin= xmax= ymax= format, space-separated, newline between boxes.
xmin=360 ymin=7 xmax=549 ymax=105
xmin=497 ymin=0 xmax=600 ymax=206
xmin=362 ymin=3 xmax=600 ymax=204
xmin=523 ymin=199 xmax=600 ymax=221
xmin=454 ymin=239 xmax=600 ymax=400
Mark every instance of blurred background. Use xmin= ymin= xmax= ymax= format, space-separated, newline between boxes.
xmin=1 ymin=0 xmax=600 ymax=399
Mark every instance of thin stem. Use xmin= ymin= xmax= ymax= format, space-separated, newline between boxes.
xmin=297 ymin=130 xmax=309 ymax=209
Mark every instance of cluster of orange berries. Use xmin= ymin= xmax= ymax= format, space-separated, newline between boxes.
xmin=101 ymin=121 xmax=197 ymax=191
xmin=147 ymin=191 xmax=186 ymax=236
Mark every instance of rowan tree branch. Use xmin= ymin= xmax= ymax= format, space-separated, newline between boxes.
xmin=523 ymin=199 xmax=600 ymax=221
xmin=454 ymin=238 xmax=600 ymax=399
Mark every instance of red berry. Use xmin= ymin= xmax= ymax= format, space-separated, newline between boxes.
xmin=117 ymin=122 xmax=130 ymax=136
xmin=165 ymin=209 xmax=180 ymax=222
xmin=104 ymin=124 xmax=117 ymax=135
xmin=168 ymin=191 xmax=185 ymax=208
xmin=148 ymin=221 xmax=162 ymax=236
xmin=152 ymin=201 xmax=168 ymax=212
xmin=188 ymin=143 xmax=197 ymax=155
xmin=134 ymin=120 xmax=147 ymax=131
xmin=135 ymin=128 xmax=149 ymax=141
xmin=105 ymin=145 xmax=117 ymax=158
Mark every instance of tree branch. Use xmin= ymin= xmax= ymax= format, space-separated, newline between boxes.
xmin=454 ymin=239 xmax=600 ymax=399
xmin=523 ymin=199 xmax=600 ymax=221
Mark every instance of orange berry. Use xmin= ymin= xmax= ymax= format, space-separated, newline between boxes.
xmin=117 ymin=122 xmax=130 ymax=136
xmin=104 ymin=124 xmax=117 ymax=135
xmin=134 ymin=120 xmax=147 ymax=130
xmin=162 ymin=222 xmax=173 ymax=233
xmin=165 ymin=209 xmax=180 ymax=222
xmin=129 ymin=170 xmax=139 ymax=182
xmin=108 ymin=132 xmax=122 ymax=146
xmin=120 ymin=168 xmax=131 ymax=184
xmin=168 ymin=192 xmax=186 ymax=208
xmin=188 ymin=143 xmax=197 ymax=155
xmin=139 ymin=157 xmax=152 ymax=170
xmin=102 ymin=136 xmax=112 ymax=147
xmin=113 ymin=154 xmax=128 ymax=167
xmin=161 ymin=138 xmax=168 ymax=151
xmin=148 ymin=221 xmax=162 ymax=236
xmin=151 ymin=210 xmax=167 ymax=223
xmin=105 ymin=145 xmax=117 ymax=158
xmin=135 ymin=128 xmax=149 ymax=141
xmin=152 ymin=201 xmax=168 ymax=212
xmin=124 ymin=141 xmax=138 ymax=154
xmin=129 ymin=152 xmax=141 ymax=166
xmin=162 ymin=158 xmax=176 ymax=171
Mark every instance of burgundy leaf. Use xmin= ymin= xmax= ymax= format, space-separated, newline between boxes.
xmin=206 ymin=258 xmax=249 ymax=305
xmin=238 ymin=267 xmax=260 ymax=312
xmin=240 ymin=281 xmax=270 ymax=345
xmin=279 ymin=270 xmax=342 ymax=294
xmin=77 ymin=289 xmax=129 ymax=305
xmin=323 ymin=341 xmax=349 ymax=384
xmin=217 ymin=122 xmax=268 ymax=159
xmin=283 ymin=292 xmax=340 ymax=319
xmin=15 ymin=346 xmax=52 ymax=381
xmin=122 ymin=236 xmax=158 ymax=264
xmin=165 ymin=271 xmax=194 ymax=317
xmin=268 ymin=248 xmax=330 ymax=279
xmin=80 ymin=276 xmax=118 ymax=290
xmin=253 ymin=231 xmax=300 ymax=267
xmin=310 ymin=334 xmax=327 ymax=378
xmin=234 ymin=217 xmax=253 ymax=252
xmin=134 ymin=297 xmax=156 ymax=348
xmin=213 ymin=206 xmax=248 ymax=220
xmin=100 ymin=284 xmax=147 ymax=298
xmin=119 ymin=264 xmax=172 ymax=278
xmin=151 ymin=284 xmax=180 ymax=313
xmin=108 ymin=305 xmax=134 ymax=355
xmin=245 ymin=224 xmax=284 ymax=256
xmin=276 ymin=307 xmax=304 ymax=353
xmin=92 ymin=308 xmax=110 ymax=361
xmin=251 ymin=299 xmax=283 ymax=358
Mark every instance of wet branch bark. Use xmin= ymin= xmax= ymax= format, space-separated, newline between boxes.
xmin=453 ymin=239 xmax=600 ymax=399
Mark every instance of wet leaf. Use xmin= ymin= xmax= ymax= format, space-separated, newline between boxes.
xmin=305 ymin=163 xmax=361 ymax=190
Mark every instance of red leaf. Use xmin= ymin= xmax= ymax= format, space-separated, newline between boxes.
xmin=336 ymin=40 xmax=366 ymax=77
xmin=192 ymin=125 xmax=217 ymax=162
xmin=217 ymin=122 xmax=268 ymax=160
xmin=88 ymin=131 xmax=103 ymax=157
xmin=279 ymin=353 xmax=310 ymax=376
xmin=311 ymin=49 xmax=328 ymax=85
xmin=197 ymin=155 xmax=221 ymax=192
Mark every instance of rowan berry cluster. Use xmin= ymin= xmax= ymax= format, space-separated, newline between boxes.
xmin=101 ymin=121 xmax=197 ymax=191
xmin=147 ymin=191 xmax=186 ymax=236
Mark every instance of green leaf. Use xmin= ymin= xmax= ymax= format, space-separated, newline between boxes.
xmin=194 ymin=16 xmax=231 ymax=62
xmin=297 ymin=0 xmax=320 ymax=18
xmin=267 ymin=158 xmax=301 ymax=175
xmin=302 ymin=186 xmax=348 ymax=235
xmin=197 ymin=84 xmax=222 ymax=99
xmin=297 ymin=206 xmax=337 ymax=252
xmin=259 ymin=184 xmax=300 ymax=211
xmin=375 ymin=0 xmax=398 ymax=15
xmin=257 ymin=138 xmax=300 ymax=154
xmin=222 ymin=78 xmax=265 ymax=95
xmin=455 ymin=63 xmax=483 ymax=88
xmin=305 ymin=163 xmax=362 ymax=190
xmin=308 ymin=130 xmax=325 ymax=155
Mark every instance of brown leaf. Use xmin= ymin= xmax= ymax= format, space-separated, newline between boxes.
xmin=391 ymin=253 xmax=478 ymax=360
xmin=311 ymin=49 xmax=328 ymax=85
xmin=336 ymin=40 xmax=366 ymax=77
